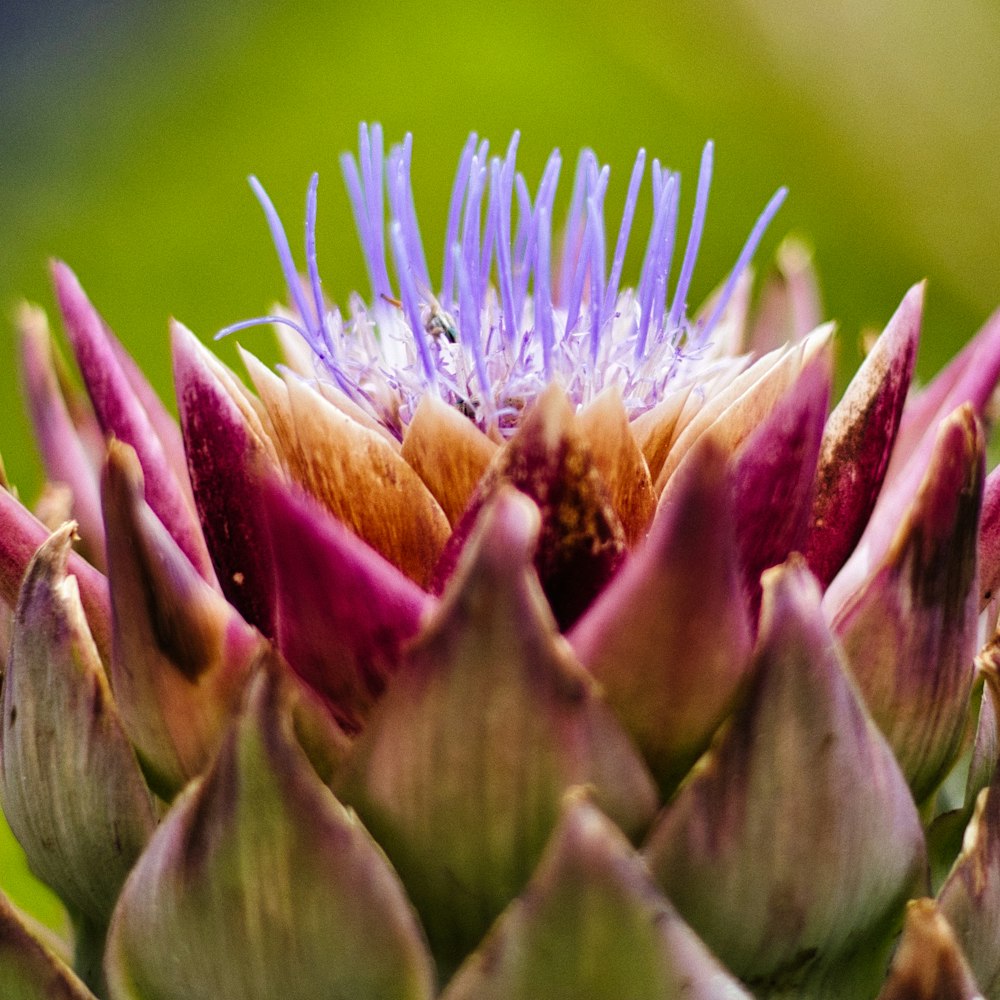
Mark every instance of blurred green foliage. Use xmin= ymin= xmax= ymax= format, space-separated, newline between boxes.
xmin=1 ymin=0 xmax=999 ymax=928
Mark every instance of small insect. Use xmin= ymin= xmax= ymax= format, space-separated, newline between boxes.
xmin=381 ymin=290 xmax=482 ymax=420
xmin=381 ymin=290 xmax=458 ymax=343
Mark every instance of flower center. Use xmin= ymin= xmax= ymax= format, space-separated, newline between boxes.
xmin=221 ymin=123 xmax=786 ymax=439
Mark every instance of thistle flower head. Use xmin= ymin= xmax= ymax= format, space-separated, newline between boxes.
xmin=224 ymin=123 xmax=786 ymax=437
xmin=4 ymin=123 xmax=1000 ymax=999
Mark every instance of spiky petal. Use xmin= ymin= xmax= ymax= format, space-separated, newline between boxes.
xmin=830 ymin=405 xmax=983 ymax=803
xmin=442 ymin=790 xmax=753 ymax=1000
xmin=876 ymin=899 xmax=983 ymax=1000
xmin=101 ymin=442 xmax=263 ymax=799
xmin=644 ymin=560 xmax=927 ymax=997
xmin=260 ymin=476 xmax=432 ymax=733
xmin=804 ymin=283 xmax=921 ymax=587
xmin=103 ymin=655 xmax=436 ymax=1000
xmin=338 ymin=488 xmax=658 ymax=976
xmin=570 ymin=435 xmax=751 ymax=794
xmin=172 ymin=319 xmax=280 ymax=636
xmin=52 ymin=261 xmax=215 ymax=584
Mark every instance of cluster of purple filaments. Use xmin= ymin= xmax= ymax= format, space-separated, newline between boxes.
xmin=220 ymin=123 xmax=786 ymax=438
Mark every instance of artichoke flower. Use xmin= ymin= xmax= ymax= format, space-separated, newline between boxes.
xmin=3 ymin=123 xmax=1000 ymax=999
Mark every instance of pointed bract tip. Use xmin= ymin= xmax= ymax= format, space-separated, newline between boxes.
xmin=49 ymin=259 xmax=88 ymax=312
xmin=760 ymin=554 xmax=820 ymax=607
xmin=30 ymin=519 xmax=79 ymax=576
xmin=103 ymin=436 xmax=144 ymax=493
xmin=169 ymin=316 xmax=197 ymax=346
xmin=170 ymin=317 xmax=210 ymax=377
xmin=877 ymin=898 xmax=982 ymax=1000
xmin=468 ymin=486 xmax=541 ymax=577
xmin=13 ymin=298 xmax=45 ymax=331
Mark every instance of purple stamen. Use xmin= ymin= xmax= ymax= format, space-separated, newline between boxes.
xmin=402 ymin=135 xmax=430 ymax=286
xmin=216 ymin=314 xmax=308 ymax=342
xmin=699 ymin=185 xmax=788 ymax=344
xmin=593 ymin=163 xmax=611 ymax=205
xmin=588 ymin=196 xmax=606 ymax=366
xmin=440 ymin=132 xmax=478 ymax=308
xmin=535 ymin=204 xmax=555 ymax=379
xmin=637 ymin=163 xmax=669 ymax=310
xmin=603 ymin=149 xmax=646 ymax=321
xmin=493 ymin=155 xmax=519 ymax=346
xmin=389 ymin=134 xmax=430 ymax=293
xmin=248 ymin=176 xmax=317 ymax=348
xmin=652 ymin=178 xmax=681 ymax=338
xmin=234 ymin=125 xmax=789 ymax=440
xmin=513 ymin=174 xmax=537 ymax=321
xmin=560 ymin=149 xmax=592 ymax=304
xmin=475 ymin=138 xmax=490 ymax=171
xmin=363 ymin=124 xmax=393 ymax=301
xmin=340 ymin=124 xmax=393 ymax=302
xmin=339 ymin=152 xmax=376 ymax=295
xmin=453 ymin=244 xmax=492 ymax=421
xmin=537 ymin=149 xmax=563 ymax=217
xmin=305 ymin=174 xmax=327 ymax=344
xmin=479 ymin=161 xmax=499 ymax=301
xmin=652 ymin=157 xmax=664 ymax=207
xmin=667 ymin=140 xmax=713 ymax=331
xmin=516 ymin=150 xmax=561 ymax=312
xmin=502 ymin=132 xmax=520 ymax=203
xmin=389 ymin=221 xmax=437 ymax=389
xmin=461 ymin=156 xmax=488 ymax=308
xmin=635 ymin=173 xmax=677 ymax=360
xmin=563 ymin=208 xmax=594 ymax=341
xmin=652 ymin=272 xmax=668 ymax=347
xmin=513 ymin=175 xmax=532 ymax=277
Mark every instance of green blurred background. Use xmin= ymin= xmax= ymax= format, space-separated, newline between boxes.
xmin=1 ymin=0 xmax=999 ymax=928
